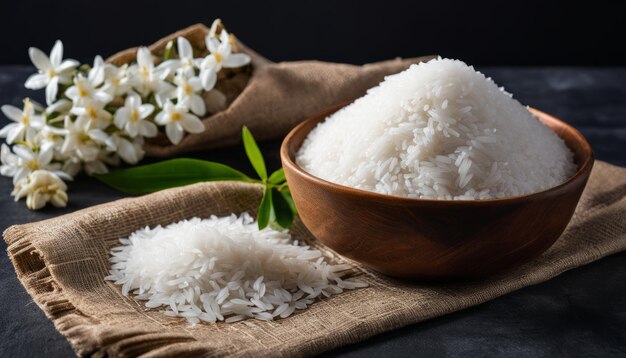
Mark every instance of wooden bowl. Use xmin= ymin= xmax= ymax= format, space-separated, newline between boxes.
xmin=281 ymin=103 xmax=594 ymax=280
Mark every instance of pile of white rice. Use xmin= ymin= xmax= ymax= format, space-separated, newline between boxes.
xmin=106 ymin=213 xmax=366 ymax=324
xmin=296 ymin=58 xmax=576 ymax=200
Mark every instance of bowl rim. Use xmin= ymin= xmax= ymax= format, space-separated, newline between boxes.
xmin=280 ymin=103 xmax=595 ymax=206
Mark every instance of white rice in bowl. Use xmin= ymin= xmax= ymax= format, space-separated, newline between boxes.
xmin=296 ymin=58 xmax=577 ymax=200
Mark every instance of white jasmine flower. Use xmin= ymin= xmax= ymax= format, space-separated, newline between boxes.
xmin=1 ymin=144 xmax=19 ymax=177
xmin=11 ymin=170 xmax=68 ymax=210
xmin=129 ymin=47 xmax=169 ymax=96
xmin=198 ymin=30 xmax=249 ymax=91
xmin=205 ymin=30 xmax=251 ymax=71
xmin=35 ymin=125 xmax=65 ymax=154
xmin=70 ymin=101 xmax=112 ymax=129
xmin=103 ymin=63 xmax=131 ymax=97
xmin=113 ymin=92 xmax=157 ymax=137
xmin=24 ymin=40 xmax=79 ymax=105
xmin=105 ymin=133 xmax=144 ymax=164
xmin=6 ymin=144 xmax=64 ymax=184
xmin=61 ymin=116 xmax=106 ymax=162
xmin=174 ymin=75 xmax=206 ymax=116
xmin=0 ymin=98 xmax=45 ymax=144
xmin=155 ymin=100 xmax=204 ymax=144
xmin=160 ymin=37 xmax=197 ymax=78
xmin=65 ymin=56 xmax=112 ymax=106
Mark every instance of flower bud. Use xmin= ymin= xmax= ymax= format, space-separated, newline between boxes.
xmin=11 ymin=170 xmax=68 ymax=210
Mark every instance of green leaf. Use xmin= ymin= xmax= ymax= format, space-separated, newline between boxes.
xmin=95 ymin=158 xmax=252 ymax=195
xmin=268 ymin=168 xmax=285 ymax=185
xmin=279 ymin=189 xmax=297 ymax=215
xmin=257 ymin=187 xmax=273 ymax=230
xmin=271 ymin=188 xmax=294 ymax=228
xmin=242 ymin=126 xmax=267 ymax=181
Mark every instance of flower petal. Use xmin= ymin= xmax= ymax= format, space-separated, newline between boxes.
xmin=188 ymin=77 xmax=203 ymax=91
xmin=78 ymin=144 xmax=100 ymax=162
xmin=6 ymin=125 xmax=24 ymax=144
xmin=138 ymin=104 xmax=154 ymax=119
xmin=219 ymin=30 xmax=229 ymax=44
xmin=30 ymin=115 xmax=45 ymax=129
xmin=209 ymin=18 xmax=222 ymax=38
xmin=70 ymin=106 xmax=86 ymax=116
xmin=181 ymin=114 xmax=204 ymax=133
xmin=13 ymin=167 xmax=28 ymax=184
xmin=223 ymin=53 xmax=251 ymax=68
xmin=0 ymin=123 xmax=19 ymax=139
xmin=89 ymin=56 xmax=105 ymax=86
xmin=93 ymin=90 xmax=113 ymax=104
xmin=177 ymin=37 xmax=193 ymax=59
xmin=125 ymin=121 xmax=139 ymax=137
xmin=114 ymin=108 xmax=130 ymax=129
xmin=155 ymin=83 xmax=176 ymax=107
xmin=200 ymin=68 xmax=217 ymax=91
xmin=154 ymin=111 xmax=167 ymax=125
xmin=1 ymin=105 xmax=23 ymax=122
xmin=126 ymin=92 xmax=140 ymax=108
xmin=157 ymin=59 xmax=181 ymax=76
xmin=50 ymin=40 xmax=63 ymax=68
xmin=136 ymin=47 xmax=153 ymax=69
xmin=54 ymin=170 xmax=73 ymax=181
xmin=50 ymin=190 xmax=68 ymax=208
xmin=46 ymin=99 xmax=72 ymax=114
xmin=38 ymin=147 xmax=53 ymax=166
xmin=218 ymin=35 xmax=232 ymax=56
xmin=84 ymin=160 xmax=108 ymax=175
xmin=0 ymin=164 xmax=16 ymax=177
xmin=57 ymin=59 xmax=79 ymax=73
xmin=60 ymin=135 xmax=75 ymax=155
xmin=24 ymin=73 xmax=49 ymax=89
xmin=28 ymin=47 xmax=52 ymax=71
xmin=24 ymin=127 xmax=37 ymax=143
xmin=189 ymin=95 xmax=206 ymax=116
xmin=117 ymin=138 xmax=139 ymax=164
xmin=29 ymin=192 xmax=49 ymax=210
xmin=3 ymin=144 xmax=18 ymax=162
xmin=13 ymin=144 xmax=34 ymax=161
xmin=139 ymin=120 xmax=158 ymax=137
xmin=207 ymin=38 xmax=220 ymax=54
xmin=88 ymin=129 xmax=109 ymax=144
xmin=165 ymin=122 xmax=183 ymax=144
xmin=65 ymin=86 xmax=78 ymax=101
xmin=45 ymin=76 xmax=59 ymax=105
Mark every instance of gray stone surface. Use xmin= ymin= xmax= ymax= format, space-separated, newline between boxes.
xmin=1 ymin=66 xmax=625 ymax=357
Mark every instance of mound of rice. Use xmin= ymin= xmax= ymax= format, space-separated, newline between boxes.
xmin=106 ymin=213 xmax=365 ymax=324
xmin=296 ymin=58 xmax=576 ymax=200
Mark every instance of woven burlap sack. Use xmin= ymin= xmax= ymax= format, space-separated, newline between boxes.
xmin=4 ymin=160 xmax=626 ymax=357
xmin=106 ymin=24 xmax=435 ymax=157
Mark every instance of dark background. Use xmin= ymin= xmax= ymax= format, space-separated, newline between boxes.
xmin=1 ymin=0 xmax=625 ymax=66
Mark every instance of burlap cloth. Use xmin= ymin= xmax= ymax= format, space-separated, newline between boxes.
xmin=3 ymin=160 xmax=626 ymax=357
xmin=106 ymin=23 xmax=436 ymax=157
